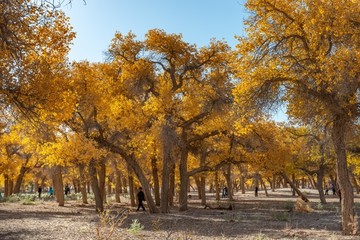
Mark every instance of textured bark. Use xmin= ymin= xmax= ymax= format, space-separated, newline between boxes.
xmin=200 ymin=147 xmax=206 ymax=206
xmin=53 ymin=166 xmax=64 ymax=206
xmin=13 ymin=164 xmax=28 ymax=194
xmin=179 ymin=129 xmax=189 ymax=211
xmin=215 ymin=171 xmax=220 ymax=201
xmin=128 ymin=167 xmax=136 ymax=207
xmin=78 ymin=164 xmax=88 ymax=204
xmin=114 ymin=162 xmax=122 ymax=203
xmin=224 ymin=164 xmax=233 ymax=201
xmin=89 ymin=159 xmax=103 ymax=212
xmin=169 ymin=164 xmax=175 ymax=207
xmin=151 ymin=157 xmax=160 ymax=206
xmin=332 ymin=118 xmax=358 ymax=235
xmin=316 ymin=169 xmax=326 ymax=204
xmin=98 ymin=158 xmax=106 ymax=204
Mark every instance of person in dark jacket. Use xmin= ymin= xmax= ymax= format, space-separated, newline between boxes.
xmin=136 ymin=187 xmax=146 ymax=211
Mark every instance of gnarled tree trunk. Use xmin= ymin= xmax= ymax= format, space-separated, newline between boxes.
xmin=332 ymin=118 xmax=358 ymax=235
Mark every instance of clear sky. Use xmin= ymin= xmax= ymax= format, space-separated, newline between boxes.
xmin=63 ymin=0 xmax=248 ymax=62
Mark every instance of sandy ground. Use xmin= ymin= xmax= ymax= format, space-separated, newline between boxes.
xmin=1 ymin=188 xmax=360 ymax=240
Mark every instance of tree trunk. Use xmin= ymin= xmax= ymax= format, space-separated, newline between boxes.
xmin=53 ymin=165 xmax=64 ymax=206
xmin=78 ymin=164 xmax=88 ymax=204
xmin=200 ymin=147 xmax=206 ymax=206
xmin=194 ymin=176 xmax=202 ymax=199
xmin=169 ymin=163 xmax=175 ymax=207
xmin=240 ymin=175 xmax=246 ymax=194
xmin=114 ymin=161 xmax=121 ymax=203
xmin=316 ymin=168 xmax=327 ymax=204
xmin=215 ymin=171 xmax=220 ymax=201
xmin=160 ymin=146 xmax=171 ymax=213
xmin=224 ymin=164 xmax=233 ymax=200
xmin=98 ymin=158 xmax=106 ymax=204
xmin=89 ymin=159 xmax=103 ymax=212
xmin=4 ymin=174 xmax=10 ymax=197
xmin=332 ymin=118 xmax=358 ymax=235
xmin=272 ymin=174 xmax=276 ymax=192
xmin=281 ymin=172 xmax=309 ymax=202
xmin=13 ymin=165 xmax=28 ymax=194
xmin=260 ymin=177 xmax=268 ymax=197
xmin=151 ymin=157 xmax=160 ymax=206
xmin=128 ymin=166 xmax=136 ymax=207
xmin=179 ymin=129 xmax=189 ymax=211
xmin=292 ymin=173 xmax=296 ymax=196
xmin=122 ymin=176 xmax=128 ymax=193
xmin=107 ymin=175 xmax=112 ymax=195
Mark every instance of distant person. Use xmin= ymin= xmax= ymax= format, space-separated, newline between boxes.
xmin=65 ymin=185 xmax=70 ymax=195
xmin=222 ymin=187 xmax=228 ymax=198
xmin=324 ymin=185 xmax=329 ymax=195
xmin=331 ymin=184 xmax=336 ymax=195
xmin=255 ymin=186 xmax=259 ymax=197
xmin=136 ymin=187 xmax=146 ymax=211
xmin=49 ymin=186 xmax=54 ymax=196
xmin=38 ymin=186 xmax=42 ymax=198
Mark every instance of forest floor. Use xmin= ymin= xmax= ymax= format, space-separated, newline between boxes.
xmin=1 ymin=188 xmax=360 ymax=240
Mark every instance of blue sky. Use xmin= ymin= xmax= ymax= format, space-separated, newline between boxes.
xmin=62 ymin=1 xmax=287 ymax=121
xmin=63 ymin=0 xmax=248 ymax=62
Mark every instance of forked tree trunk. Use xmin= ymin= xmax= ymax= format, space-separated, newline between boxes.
xmin=151 ymin=157 xmax=160 ymax=206
xmin=332 ymin=118 xmax=358 ymax=235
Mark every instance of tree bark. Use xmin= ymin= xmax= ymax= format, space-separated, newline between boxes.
xmin=151 ymin=157 xmax=160 ymax=206
xmin=200 ymin=147 xmax=207 ymax=206
xmin=89 ymin=159 xmax=103 ymax=212
xmin=215 ymin=171 xmax=220 ymax=201
xmin=128 ymin=166 xmax=136 ymax=207
xmin=179 ymin=129 xmax=189 ymax=211
xmin=4 ymin=174 xmax=10 ymax=197
xmin=13 ymin=163 xmax=29 ymax=194
xmin=316 ymin=168 xmax=327 ymax=204
xmin=53 ymin=165 xmax=64 ymax=206
xmin=98 ymin=158 xmax=106 ymax=204
xmin=332 ymin=118 xmax=358 ymax=235
xmin=224 ymin=164 xmax=233 ymax=200
xmin=169 ymin=163 xmax=175 ymax=207
xmin=113 ymin=161 xmax=121 ymax=203
xmin=78 ymin=164 xmax=88 ymax=204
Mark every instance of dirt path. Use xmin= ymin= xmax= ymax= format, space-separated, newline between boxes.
xmin=0 ymin=189 xmax=359 ymax=239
